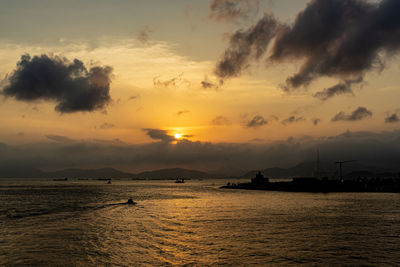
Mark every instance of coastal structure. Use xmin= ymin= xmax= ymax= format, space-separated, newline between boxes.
xmin=222 ymin=169 xmax=400 ymax=193
xmin=251 ymin=171 xmax=269 ymax=185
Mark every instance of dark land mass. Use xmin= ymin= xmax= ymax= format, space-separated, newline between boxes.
xmin=44 ymin=168 xmax=134 ymax=179
xmin=0 ymin=161 xmax=398 ymax=180
xmin=0 ymin=166 xmax=219 ymax=179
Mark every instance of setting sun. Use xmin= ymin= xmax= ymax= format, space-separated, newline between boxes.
xmin=174 ymin=133 xmax=183 ymax=139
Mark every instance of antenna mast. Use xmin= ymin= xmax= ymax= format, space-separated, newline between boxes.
xmin=335 ymin=160 xmax=356 ymax=182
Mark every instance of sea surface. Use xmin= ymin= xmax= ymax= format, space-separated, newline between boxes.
xmin=1 ymin=178 xmax=400 ymax=266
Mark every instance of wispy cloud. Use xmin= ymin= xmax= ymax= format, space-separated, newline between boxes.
xmin=153 ymin=73 xmax=184 ymax=88
xmin=245 ymin=115 xmax=267 ymax=128
xmin=136 ymin=26 xmax=153 ymax=45
xmin=385 ymin=113 xmax=400 ymax=123
xmin=331 ymin=107 xmax=372 ymax=122
xmin=281 ymin=115 xmax=305 ymax=125
xmin=176 ymin=110 xmax=190 ymax=116
xmin=209 ymin=0 xmax=260 ymax=22
xmin=211 ymin=115 xmax=231 ymax=126
xmin=313 ymin=77 xmax=361 ymax=101
xmin=99 ymin=123 xmax=115 ymax=129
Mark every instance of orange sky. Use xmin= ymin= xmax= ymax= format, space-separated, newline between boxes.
xmin=0 ymin=0 xmax=400 ymax=172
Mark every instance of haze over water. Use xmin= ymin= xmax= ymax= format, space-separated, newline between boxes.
xmin=1 ymin=179 xmax=400 ymax=266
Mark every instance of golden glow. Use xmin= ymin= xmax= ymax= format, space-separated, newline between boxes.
xmin=174 ymin=133 xmax=183 ymax=139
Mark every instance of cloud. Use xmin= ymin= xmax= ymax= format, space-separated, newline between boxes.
xmin=153 ymin=73 xmax=184 ymax=88
xmin=99 ymin=123 xmax=115 ymax=129
xmin=209 ymin=0 xmax=260 ymax=22
xmin=211 ymin=115 xmax=231 ymax=126
xmin=1 ymin=54 xmax=112 ymax=113
xmin=1 ymin=129 xmax=400 ymax=175
xmin=128 ymin=95 xmax=140 ymax=101
xmin=281 ymin=115 xmax=305 ymax=125
xmin=143 ymin=128 xmax=174 ymax=143
xmin=331 ymin=106 xmax=373 ymax=122
xmin=246 ymin=115 xmax=267 ymax=128
xmin=200 ymin=77 xmax=223 ymax=90
xmin=313 ymin=77 xmax=362 ymax=101
xmin=176 ymin=110 xmax=190 ymax=116
xmin=216 ymin=0 xmax=400 ymax=96
xmin=215 ymin=13 xmax=281 ymax=79
xmin=385 ymin=113 xmax=400 ymax=123
xmin=137 ymin=26 xmax=153 ymax=45
xmin=312 ymin=118 xmax=321 ymax=126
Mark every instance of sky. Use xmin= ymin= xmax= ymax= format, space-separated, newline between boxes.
xmin=0 ymin=0 xmax=400 ymax=174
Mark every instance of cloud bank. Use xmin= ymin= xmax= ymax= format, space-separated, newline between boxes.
xmin=1 ymin=54 xmax=112 ymax=113
xmin=1 ymin=129 xmax=399 ymax=174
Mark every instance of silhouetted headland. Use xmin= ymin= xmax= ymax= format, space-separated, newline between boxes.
xmin=222 ymin=171 xmax=400 ymax=193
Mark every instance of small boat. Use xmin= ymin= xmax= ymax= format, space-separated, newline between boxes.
xmin=175 ymin=178 xmax=185 ymax=183
xmin=127 ymin=198 xmax=136 ymax=205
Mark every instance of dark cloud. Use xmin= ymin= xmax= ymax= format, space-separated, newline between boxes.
xmin=211 ymin=115 xmax=231 ymax=126
xmin=215 ymin=13 xmax=281 ymax=79
xmin=313 ymin=77 xmax=362 ymax=101
xmin=99 ymin=123 xmax=115 ymax=129
xmin=385 ymin=113 xmax=400 ymax=123
xmin=201 ymin=78 xmax=223 ymax=90
xmin=143 ymin=128 xmax=174 ymax=143
xmin=137 ymin=26 xmax=152 ymax=45
xmin=201 ymin=80 xmax=216 ymax=89
xmin=312 ymin=118 xmax=321 ymax=126
xmin=2 ymin=54 xmax=112 ymax=113
xmin=281 ymin=115 xmax=305 ymax=125
xmin=246 ymin=115 xmax=267 ymax=128
xmin=216 ymin=0 xmax=400 ymax=97
xmin=331 ymin=106 xmax=373 ymax=122
xmin=176 ymin=110 xmax=190 ymax=116
xmin=209 ymin=0 xmax=260 ymax=22
xmin=1 ymin=129 xmax=399 ymax=175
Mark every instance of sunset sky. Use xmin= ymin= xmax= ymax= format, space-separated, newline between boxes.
xmin=1 ymin=0 xmax=399 ymax=173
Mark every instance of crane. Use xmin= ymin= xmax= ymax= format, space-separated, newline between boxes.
xmin=335 ymin=160 xmax=356 ymax=182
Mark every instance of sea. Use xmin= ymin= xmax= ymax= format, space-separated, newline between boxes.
xmin=1 ymin=178 xmax=400 ymax=266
